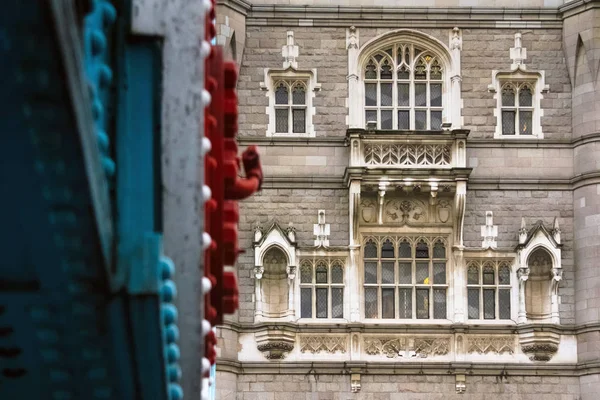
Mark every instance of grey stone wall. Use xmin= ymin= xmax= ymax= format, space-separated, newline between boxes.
xmin=219 ymin=373 xmax=580 ymax=400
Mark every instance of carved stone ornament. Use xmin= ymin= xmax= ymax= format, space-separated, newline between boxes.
xmin=285 ymin=222 xmax=296 ymax=243
xmin=299 ymin=336 xmax=347 ymax=354
xmin=364 ymin=143 xmax=451 ymax=166
xmin=521 ymin=344 xmax=559 ymax=362
xmin=347 ymin=26 xmax=358 ymax=50
xmin=253 ymin=266 xmax=264 ymax=280
xmin=437 ymin=200 xmax=451 ymax=223
xmin=468 ymin=336 xmax=515 ymax=355
xmin=450 ymin=27 xmax=462 ymax=51
xmin=383 ymin=199 xmax=430 ymax=225
xmin=364 ymin=337 xmax=450 ymax=358
xmin=360 ymin=198 xmax=377 ymax=223
xmin=253 ymin=222 xmax=263 ymax=243
xmin=256 ymin=342 xmax=295 ymax=360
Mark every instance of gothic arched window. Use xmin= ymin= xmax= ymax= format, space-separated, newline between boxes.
xmin=363 ymin=44 xmax=444 ymax=130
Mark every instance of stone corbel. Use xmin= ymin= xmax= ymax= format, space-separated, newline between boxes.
xmin=377 ymin=181 xmax=388 ymax=225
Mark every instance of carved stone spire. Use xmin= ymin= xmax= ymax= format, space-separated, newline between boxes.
xmin=481 ymin=211 xmax=498 ymax=249
xmin=519 ymin=218 xmax=528 ymax=244
xmin=510 ymin=32 xmax=527 ymax=70
xmin=552 ymin=217 xmax=561 ymax=244
xmin=282 ymin=31 xmax=299 ymax=69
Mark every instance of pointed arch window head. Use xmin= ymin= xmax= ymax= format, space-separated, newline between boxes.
xmin=274 ymin=80 xmax=307 ymax=134
xmin=500 ymin=82 xmax=534 ymax=136
xmin=363 ymin=44 xmax=444 ymax=131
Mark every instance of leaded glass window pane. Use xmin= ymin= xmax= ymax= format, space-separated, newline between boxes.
xmin=365 ymin=59 xmax=377 ymax=79
xmin=380 ymin=83 xmax=393 ymax=106
xmin=414 ymin=59 xmax=426 ymax=80
xmin=364 ymin=262 xmax=377 ymax=284
xmin=498 ymin=265 xmax=510 ymax=285
xmin=398 ymin=288 xmax=412 ymax=318
xmin=502 ymin=86 xmax=515 ymax=106
xmin=520 ymin=111 xmax=532 ymax=135
xmin=331 ymin=265 xmax=343 ymax=284
xmin=380 ymin=59 xmax=393 ymax=79
xmin=433 ymin=241 xmax=445 ymax=258
xmin=416 ymin=288 xmax=429 ymax=319
xmin=316 ymin=288 xmax=328 ymax=318
xmin=365 ymin=110 xmax=377 ymax=125
xmin=381 ymin=239 xmax=394 ymax=258
xmin=292 ymin=108 xmax=305 ymax=133
xmin=292 ymin=85 xmax=306 ymax=105
xmin=415 ymin=83 xmax=427 ymax=107
xmin=430 ymin=60 xmax=442 ymax=80
xmin=415 ymin=242 xmax=429 ymax=258
xmin=519 ymin=86 xmax=533 ymax=107
xmin=316 ymin=265 xmax=328 ymax=283
xmin=483 ymin=289 xmax=495 ymax=319
xmin=398 ymin=83 xmax=410 ymax=106
xmin=498 ymin=289 xmax=511 ymax=320
xmin=301 ymin=288 xmax=312 ymax=318
xmin=468 ymin=265 xmax=479 ymax=285
xmin=301 ymin=264 xmax=312 ymax=283
xmin=275 ymin=109 xmax=288 ymax=133
xmin=397 ymin=67 xmax=409 ymax=80
xmin=381 ymin=110 xmax=393 ymax=129
xmin=468 ymin=288 xmax=480 ymax=319
xmin=415 ymin=110 xmax=427 ymax=130
xmin=433 ymin=262 xmax=446 ymax=285
xmin=275 ymin=83 xmax=288 ymax=104
xmin=483 ymin=265 xmax=495 ymax=285
xmin=398 ymin=110 xmax=410 ymax=129
xmin=365 ymin=83 xmax=377 ymax=107
xmin=433 ymin=288 xmax=446 ymax=319
xmin=364 ymin=240 xmax=377 ymax=258
xmin=430 ymin=83 xmax=442 ymax=107
xmin=365 ymin=287 xmax=378 ymax=318
xmin=399 ymin=262 xmax=412 ymax=285
xmin=399 ymin=241 xmax=412 ymax=258
xmin=382 ymin=262 xmax=395 ymax=284
xmin=502 ymin=111 xmax=515 ymax=135
xmin=382 ymin=288 xmax=395 ymax=318
xmin=332 ymin=288 xmax=344 ymax=318
xmin=430 ymin=111 xmax=442 ymax=130
xmin=416 ymin=262 xmax=429 ymax=284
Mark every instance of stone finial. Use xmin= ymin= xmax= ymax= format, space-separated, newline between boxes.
xmin=350 ymin=373 xmax=361 ymax=393
xmin=552 ymin=217 xmax=561 ymax=244
xmin=347 ymin=26 xmax=359 ymax=50
xmin=509 ymin=32 xmax=527 ymax=70
xmin=450 ymin=27 xmax=462 ymax=51
xmin=253 ymin=221 xmax=263 ymax=243
xmin=313 ymin=210 xmax=330 ymax=247
xmin=282 ymin=31 xmax=299 ymax=69
xmin=285 ymin=222 xmax=296 ymax=243
xmin=519 ymin=218 xmax=528 ymax=244
xmin=481 ymin=211 xmax=498 ymax=249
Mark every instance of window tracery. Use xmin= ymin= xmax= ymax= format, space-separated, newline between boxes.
xmin=299 ymin=259 xmax=345 ymax=319
xmin=466 ymin=260 xmax=512 ymax=320
xmin=363 ymin=44 xmax=444 ymax=130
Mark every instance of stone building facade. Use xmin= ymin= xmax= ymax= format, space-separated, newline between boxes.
xmin=214 ymin=1 xmax=600 ymax=399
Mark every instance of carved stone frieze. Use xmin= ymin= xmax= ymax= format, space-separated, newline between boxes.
xmin=384 ymin=199 xmax=427 ymax=224
xmin=360 ymin=196 xmax=452 ymax=225
xmin=364 ymin=336 xmax=450 ymax=358
xmin=299 ymin=336 xmax=347 ymax=354
xmin=363 ymin=143 xmax=451 ymax=167
xmin=468 ymin=336 xmax=515 ymax=355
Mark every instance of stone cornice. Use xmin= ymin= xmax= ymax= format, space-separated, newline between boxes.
xmin=218 ymin=321 xmax=600 ymax=336
xmin=237 ymin=136 xmax=347 ymax=147
xmin=216 ymin=358 xmax=600 ymax=377
xmin=215 ymin=0 xmax=600 ymax=28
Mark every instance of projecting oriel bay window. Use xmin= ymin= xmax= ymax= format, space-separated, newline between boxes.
xmin=363 ymin=44 xmax=443 ymax=130
xmin=363 ymin=237 xmax=448 ymax=320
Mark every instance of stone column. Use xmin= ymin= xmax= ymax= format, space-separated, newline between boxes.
xmin=349 ymin=181 xmax=361 ymax=322
xmin=449 ymin=27 xmax=462 ymax=128
xmin=347 ymin=26 xmax=360 ymax=128
xmin=563 ymin=6 xmax=600 ymax=398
